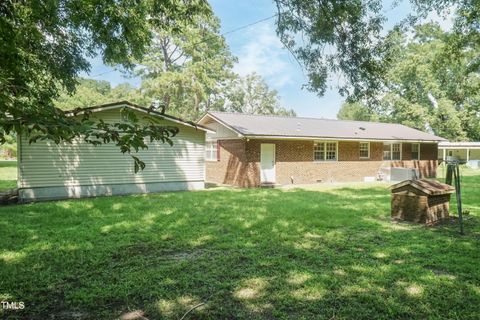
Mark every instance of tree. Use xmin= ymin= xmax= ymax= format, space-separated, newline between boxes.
xmin=273 ymin=0 xmax=480 ymax=102
xmin=338 ymin=23 xmax=480 ymax=141
xmin=0 ymin=134 xmax=16 ymax=159
xmin=379 ymin=23 xmax=479 ymax=140
xmin=0 ymin=0 xmax=210 ymax=170
xmin=221 ymin=73 xmax=295 ymax=116
xmin=55 ymin=79 xmax=113 ymax=110
xmin=55 ymin=79 xmax=143 ymax=110
xmin=137 ymin=11 xmax=236 ymax=120
xmin=337 ymin=102 xmax=377 ymax=122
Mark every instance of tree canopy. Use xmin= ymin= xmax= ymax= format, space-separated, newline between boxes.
xmin=53 ymin=10 xmax=294 ymax=120
xmin=338 ymin=22 xmax=480 ymax=141
xmin=273 ymin=0 xmax=480 ymax=102
xmin=219 ymin=73 xmax=296 ymax=116
xmin=137 ymin=11 xmax=236 ymax=119
xmin=0 ymin=0 xmax=210 ymax=170
xmin=55 ymin=79 xmax=141 ymax=110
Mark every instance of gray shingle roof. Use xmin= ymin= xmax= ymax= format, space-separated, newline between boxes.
xmin=206 ymin=111 xmax=446 ymax=142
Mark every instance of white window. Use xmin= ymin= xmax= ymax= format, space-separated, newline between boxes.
xmin=314 ymin=141 xmax=337 ymax=161
xmin=412 ymin=143 xmax=420 ymax=160
xmin=205 ymin=141 xmax=218 ymax=161
xmin=383 ymin=143 xmax=401 ymax=160
xmin=314 ymin=142 xmax=325 ymax=161
xmin=359 ymin=142 xmax=370 ymax=159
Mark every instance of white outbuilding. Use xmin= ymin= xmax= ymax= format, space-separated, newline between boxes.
xmin=17 ymin=101 xmax=211 ymax=202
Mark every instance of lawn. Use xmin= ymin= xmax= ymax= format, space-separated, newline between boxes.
xmin=0 ymin=160 xmax=17 ymax=191
xmin=0 ymin=169 xmax=479 ymax=319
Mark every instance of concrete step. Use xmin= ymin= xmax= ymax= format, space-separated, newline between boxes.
xmin=260 ymin=182 xmax=280 ymax=188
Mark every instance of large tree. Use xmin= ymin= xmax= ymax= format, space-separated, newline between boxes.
xmin=137 ymin=10 xmax=236 ymax=119
xmin=219 ymin=73 xmax=296 ymax=116
xmin=55 ymin=79 xmax=142 ymax=110
xmin=0 ymin=0 xmax=210 ymax=170
xmin=273 ymin=0 xmax=480 ymax=102
xmin=337 ymin=23 xmax=480 ymax=141
xmin=337 ymin=102 xmax=377 ymax=122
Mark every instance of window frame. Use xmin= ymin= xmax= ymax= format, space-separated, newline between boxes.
xmin=411 ymin=143 xmax=420 ymax=160
xmin=205 ymin=140 xmax=218 ymax=162
xmin=359 ymin=142 xmax=370 ymax=159
xmin=383 ymin=142 xmax=402 ymax=161
xmin=314 ymin=141 xmax=338 ymax=162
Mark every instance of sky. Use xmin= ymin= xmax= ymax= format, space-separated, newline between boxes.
xmin=83 ymin=1 xmax=453 ymax=119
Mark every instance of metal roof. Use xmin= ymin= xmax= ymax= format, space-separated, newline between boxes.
xmin=202 ymin=112 xmax=446 ymax=142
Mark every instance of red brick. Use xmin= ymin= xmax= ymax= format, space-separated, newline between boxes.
xmin=205 ymin=139 xmax=439 ymax=187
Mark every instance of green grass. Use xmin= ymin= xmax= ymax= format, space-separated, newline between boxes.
xmin=0 ymin=170 xmax=479 ymax=319
xmin=0 ymin=160 xmax=17 ymax=191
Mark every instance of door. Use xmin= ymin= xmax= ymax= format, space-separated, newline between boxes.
xmin=260 ymin=143 xmax=276 ymax=183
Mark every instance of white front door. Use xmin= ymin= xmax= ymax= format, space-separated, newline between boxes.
xmin=260 ymin=143 xmax=276 ymax=183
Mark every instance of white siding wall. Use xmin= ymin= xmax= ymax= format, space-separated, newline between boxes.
xmin=18 ymin=108 xmax=205 ymax=193
xmin=203 ymin=118 xmax=239 ymax=140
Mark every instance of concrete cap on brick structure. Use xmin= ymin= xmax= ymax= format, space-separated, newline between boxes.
xmin=200 ymin=112 xmax=446 ymax=142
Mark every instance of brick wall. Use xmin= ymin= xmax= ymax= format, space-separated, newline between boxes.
xmin=205 ymin=139 xmax=439 ymax=187
xmin=419 ymin=143 xmax=437 ymax=160
xmin=205 ymin=139 xmax=260 ymax=187
xmin=402 ymin=143 xmax=412 ymax=161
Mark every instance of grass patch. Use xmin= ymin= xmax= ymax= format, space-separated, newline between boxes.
xmin=0 ymin=169 xmax=479 ymax=319
xmin=0 ymin=160 xmax=17 ymax=191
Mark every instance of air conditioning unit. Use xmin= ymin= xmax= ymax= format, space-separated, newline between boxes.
xmin=390 ymin=167 xmax=419 ymax=181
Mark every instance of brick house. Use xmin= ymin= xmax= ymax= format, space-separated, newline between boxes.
xmin=198 ymin=112 xmax=446 ymax=187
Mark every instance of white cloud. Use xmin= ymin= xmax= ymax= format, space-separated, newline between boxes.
xmin=233 ymin=23 xmax=295 ymax=87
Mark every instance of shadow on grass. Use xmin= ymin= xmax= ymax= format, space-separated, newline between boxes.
xmin=0 ymin=184 xmax=479 ymax=319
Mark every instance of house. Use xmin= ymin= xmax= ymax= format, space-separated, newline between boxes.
xmin=17 ymin=101 xmax=211 ymax=202
xmin=438 ymin=141 xmax=480 ymax=164
xmin=198 ymin=112 xmax=446 ymax=187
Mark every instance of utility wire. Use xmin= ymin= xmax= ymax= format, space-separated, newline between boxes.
xmin=222 ymin=13 xmax=278 ymax=36
xmin=89 ymin=13 xmax=279 ymax=78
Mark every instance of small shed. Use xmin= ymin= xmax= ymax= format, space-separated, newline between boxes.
xmin=391 ymin=179 xmax=455 ymax=225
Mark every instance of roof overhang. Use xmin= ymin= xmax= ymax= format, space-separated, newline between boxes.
xmin=198 ymin=112 xmax=244 ymax=137
xmin=242 ymin=135 xmax=444 ymax=143
xmin=438 ymin=142 xmax=480 ymax=149
xmin=67 ymin=101 xmax=215 ymax=133
xmin=439 ymin=146 xmax=480 ymax=149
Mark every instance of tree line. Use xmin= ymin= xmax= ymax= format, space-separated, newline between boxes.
xmin=337 ymin=23 xmax=480 ymax=141
xmin=55 ymin=11 xmax=295 ymax=120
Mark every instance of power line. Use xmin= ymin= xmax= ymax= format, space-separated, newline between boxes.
xmin=89 ymin=13 xmax=279 ymax=78
xmin=223 ymin=13 xmax=278 ymax=36
xmin=91 ymin=70 xmax=117 ymax=78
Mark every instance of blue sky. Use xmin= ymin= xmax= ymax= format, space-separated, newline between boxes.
xmin=83 ymin=1 xmax=452 ymax=119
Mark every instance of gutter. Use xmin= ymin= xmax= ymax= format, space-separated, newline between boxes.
xmin=242 ymin=135 xmax=445 ymax=143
